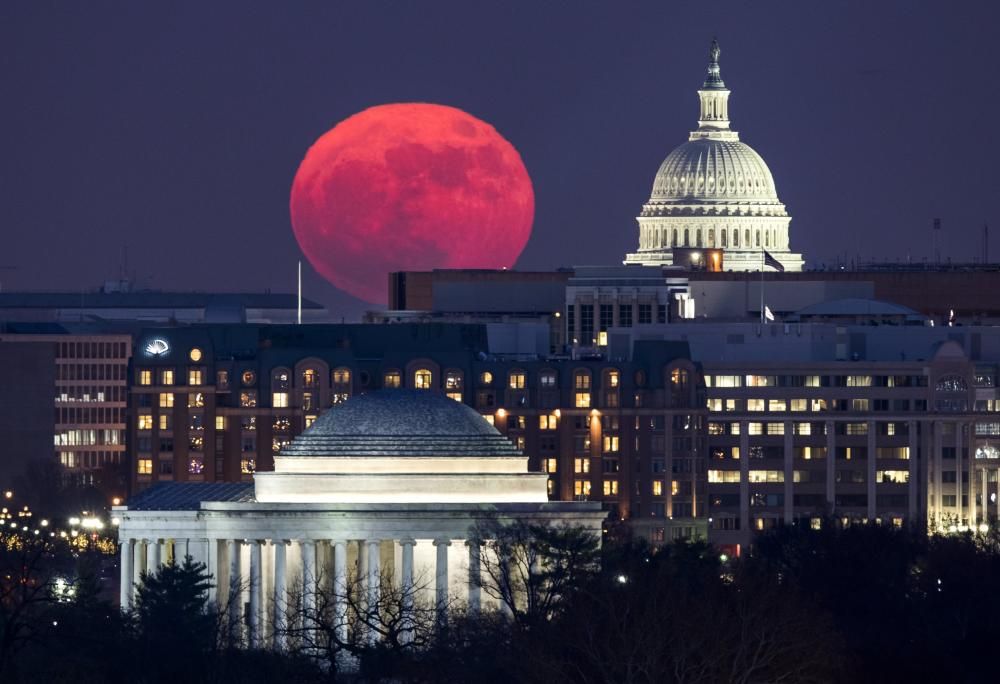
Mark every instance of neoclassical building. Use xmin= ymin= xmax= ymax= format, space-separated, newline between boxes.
xmin=116 ymin=389 xmax=604 ymax=647
xmin=624 ymin=40 xmax=804 ymax=272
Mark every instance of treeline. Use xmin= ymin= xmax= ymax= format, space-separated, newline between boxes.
xmin=3 ymin=521 xmax=1000 ymax=683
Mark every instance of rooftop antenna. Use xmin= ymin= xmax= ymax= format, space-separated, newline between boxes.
xmin=297 ymin=260 xmax=302 ymax=325
xmin=933 ymin=218 xmax=941 ymax=263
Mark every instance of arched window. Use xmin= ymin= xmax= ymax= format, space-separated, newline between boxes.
xmin=331 ymin=367 xmax=351 ymax=404
xmin=733 ymin=230 xmax=739 ymax=247
xmin=708 ymin=228 xmax=715 ymax=247
xmin=755 ymin=230 xmax=761 ymax=247
xmin=720 ymin=229 xmax=727 ymax=247
xmin=271 ymin=368 xmax=291 ymax=408
xmin=414 ymin=368 xmax=433 ymax=389
xmin=696 ymin=228 xmax=702 ymax=247
xmin=683 ymin=228 xmax=690 ymax=246
xmin=745 ymin=229 xmax=750 ymax=246
xmin=301 ymin=368 xmax=319 ymax=388
xmin=672 ymin=229 xmax=678 ymax=247
xmin=383 ymin=370 xmax=401 ymax=388
xmin=508 ymin=370 xmax=527 ymax=389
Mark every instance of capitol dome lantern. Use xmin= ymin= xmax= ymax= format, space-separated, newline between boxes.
xmin=625 ymin=40 xmax=804 ymax=272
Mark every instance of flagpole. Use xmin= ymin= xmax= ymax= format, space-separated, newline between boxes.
xmin=760 ymin=247 xmax=764 ymax=325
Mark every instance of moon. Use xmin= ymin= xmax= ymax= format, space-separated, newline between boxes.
xmin=290 ymin=103 xmax=535 ymax=305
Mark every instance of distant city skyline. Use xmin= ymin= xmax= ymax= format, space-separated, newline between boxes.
xmin=1 ymin=2 xmax=997 ymax=318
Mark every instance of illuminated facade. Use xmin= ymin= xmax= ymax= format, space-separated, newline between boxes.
xmin=0 ymin=330 xmax=131 ymax=488
xmin=624 ymin=40 xmax=804 ymax=272
xmin=116 ymin=390 xmax=605 ymax=645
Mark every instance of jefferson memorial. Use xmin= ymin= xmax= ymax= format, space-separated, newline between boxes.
xmin=624 ymin=40 xmax=804 ymax=271
xmin=116 ymin=390 xmax=604 ymax=647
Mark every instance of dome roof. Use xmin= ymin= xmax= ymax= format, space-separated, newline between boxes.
xmin=649 ymin=138 xmax=779 ymax=204
xmin=278 ymin=389 xmax=522 ymax=458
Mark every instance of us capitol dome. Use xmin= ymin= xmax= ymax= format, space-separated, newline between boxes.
xmin=624 ymin=40 xmax=804 ymax=271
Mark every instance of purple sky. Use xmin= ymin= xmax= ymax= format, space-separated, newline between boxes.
xmin=1 ymin=2 xmax=998 ymax=318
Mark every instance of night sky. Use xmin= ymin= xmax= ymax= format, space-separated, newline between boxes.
xmin=2 ymin=2 xmax=998 ymax=318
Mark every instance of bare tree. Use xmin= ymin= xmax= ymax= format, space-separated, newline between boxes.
xmin=468 ymin=518 xmax=600 ymax=627
xmin=0 ymin=530 xmax=59 ymax=677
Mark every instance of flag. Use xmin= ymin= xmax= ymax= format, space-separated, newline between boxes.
xmin=764 ymin=306 xmax=775 ymax=322
xmin=763 ymin=250 xmax=785 ymax=272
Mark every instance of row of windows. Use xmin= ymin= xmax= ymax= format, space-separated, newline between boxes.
xmin=57 ymin=363 xmax=128 ymax=381
xmin=705 ymin=374 xmax=931 ymax=388
xmin=58 ymin=341 xmax=129 ymax=359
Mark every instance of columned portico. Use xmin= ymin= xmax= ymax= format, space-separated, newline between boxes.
xmin=116 ymin=389 xmax=605 ymax=652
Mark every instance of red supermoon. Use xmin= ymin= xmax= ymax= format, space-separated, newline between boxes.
xmin=290 ymin=103 xmax=535 ymax=304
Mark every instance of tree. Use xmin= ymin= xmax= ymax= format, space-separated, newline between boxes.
xmin=132 ymin=556 xmax=217 ymax=682
xmin=469 ymin=518 xmax=601 ymax=628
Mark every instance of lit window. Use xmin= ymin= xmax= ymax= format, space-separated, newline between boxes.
xmin=769 ymin=399 xmax=787 ymax=412
xmin=333 ymin=368 xmax=351 ymax=385
xmin=607 ymin=370 xmax=620 ymax=388
xmin=188 ymin=393 xmax=205 ymax=408
xmin=540 ymin=371 xmax=557 ymax=388
xmin=241 ymin=370 xmax=256 ymax=386
xmin=748 ymin=470 xmax=785 ymax=483
xmin=482 ymin=414 xmax=495 ymax=425
xmin=603 ymin=480 xmax=619 ymax=496
xmin=305 ymin=414 xmax=317 ymax=428
xmin=302 ymin=369 xmax=319 ymax=388
xmin=598 ymin=331 xmax=608 ymax=346
xmin=445 ymin=371 xmax=463 ymax=390
xmin=446 ymin=392 xmax=462 ymax=402
xmin=159 ymin=393 xmax=174 ymax=408
xmin=747 ymin=399 xmax=765 ymax=411
xmin=575 ymin=392 xmax=591 ymax=408
xmin=509 ymin=371 xmax=526 ymax=389
xmin=708 ymin=470 xmax=741 ymax=483
xmin=240 ymin=391 xmax=257 ymax=408
xmin=137 ymin=459 xmax=153 ymax=475
xmin=158 ymin=415 xmax=171 ymax=431
xmin=790 ymin=399 xmax=807 ymax=412
xmin=745 ymin=375 xmax=776 ymax=387
xmin=414 ymin=369 xmax=433 ymax=389
xmin=139 ymin=370 xmax=152 ymax=386
xmin=241 ymin=459 xmax=255 ymax=474
xmin=575 ymin=372 xmax=591 ymax=390
xmin=574 ymin=480 xmax=591 ymax=497
xmin=160 ymin=369 xmax=174 ymax=386
xmin=602 ymin=435 xmax=619 ymax=453
xmin=574 ymin=458 xmax=590 ymax=474
xmin=272 ymin=392 xmax=289 ymax=408
xmin=188 ymin=369 xmax=203 ymax=386
xmin=332 ymin=392 xmax=349 ymax=405
xmin=217 ymin=370 xmax=229 ymax=388
xmin=542 ymin=458 xmax=558 ymax=473
xmin=189 ymin=348 xmax=202 ymax=362
xmin=215 ymin=416 xmax=226 ymax=430
xmin=547 ymin=480 xmax=555 ymax=496
xmin=652 ymin=480 xmax=663 ymax=496
xmin=479 ymin=371 xmax=493 ymax=385
xmin=137 ymin=414 xmax=153 ymax=430
xmin=539 ymin=415 xmax=558 ymax=430
xmin=876 ymin=470 xmax=909 ymax=484
xmin=384 ymin=371 xmax=401 ymax=388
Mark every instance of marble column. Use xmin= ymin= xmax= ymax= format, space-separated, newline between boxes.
xmin=466 ymin=540 xmax=481 ymax=614
xmin=272 ymin=541 xmax=287 ymax=651
xmin=207 ymin=540 xmax=219 ymax=606
xmin=248 ymin=540 xmax=262 ymax=649
xmin=227 ymin=540 xmax=242 ymax=645
xmin=332 ymin=540 xmax=348 ymax=646
xmin=176 ymin=538 xmax=190 ymax=563
xmin=301 ymin=540 xmax=317 ymax=646
xmin=148 ymin=538 xmax=161 ymax=572
xmin=399 ymin=538 xmax=415 ymax=644
xmin=434 ymin=539 xmax=450 ymax=614
xmin=366 ymin=540 xmax=381 ymax=645
xmin=133 ymin=539 xmax=146 ymax=590
xmin=119 ymin=539 xmax=133 ymax=609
